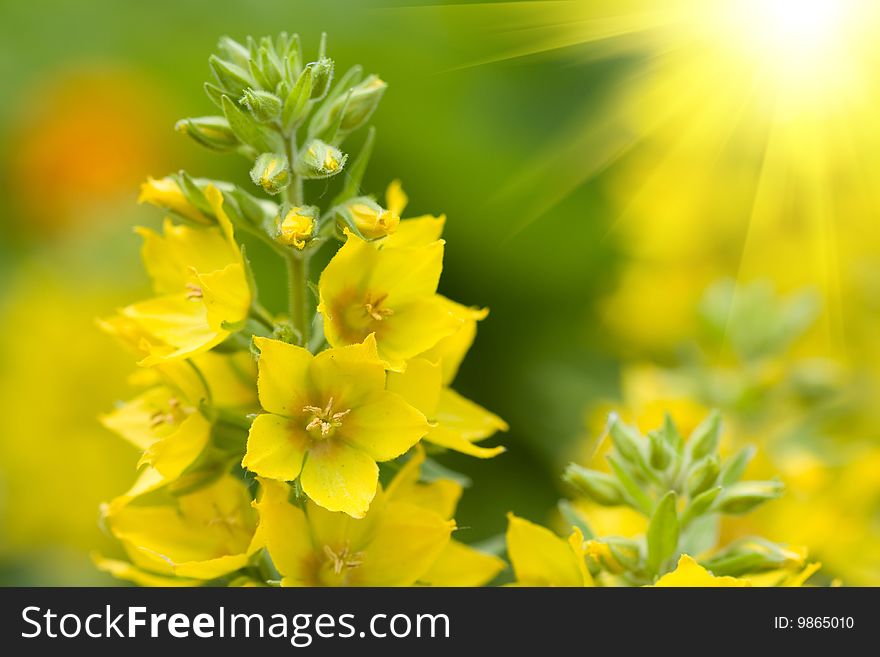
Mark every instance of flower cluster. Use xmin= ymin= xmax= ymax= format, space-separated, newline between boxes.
xmin=96 ymin=32 xmax=506 ymax=586
xmin=506 ymin=412 xmax=820 ymax=586
xmin=96 ymin=32 xmax=814 ymax=588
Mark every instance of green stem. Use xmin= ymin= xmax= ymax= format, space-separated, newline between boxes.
xmin=286 ymin=251 xmax=310 ymax=345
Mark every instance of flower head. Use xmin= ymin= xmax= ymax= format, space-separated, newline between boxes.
xmin=318 ymin=231 xmax=462 ymax=370
xmin=242 ymin=335 xmax=429 ymax=517
xmin=277 ymin=207 xmax=315 ymax=249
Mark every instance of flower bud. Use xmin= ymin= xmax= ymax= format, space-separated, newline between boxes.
xmin=308 ymin=57 xmax=334 ymax=100
xmin=715 ymin=480 xmax=784 ymax=515
xmin=648 ymin=430 xmax=674 ymax=470
xmin=295 ymin=139 xmax=346 ymax=179
xmin=208 ymin=54 xmax=254 ymax=97
xmin=339 ymin=75 xmax=387 ymax=133
xmin=564 ymin=464 xmax=624 ymax=506
xmin=275 ymin=206 xmax=316 ymax=249
xmin=138 ymin=176 xmax=209 ymax=224
xmin=607 ymin=415 xmax=645 ymax=467
xmin=175 ymin=116 xmax=239 ymax=151
xmin=345 ymin=199 xmax=399 ymax=239
xmin=687 ymin=410 xmax=721 ymax=460
xmin=240 ymin=89 xmax=283 ymax=122
xmin=686 ymin=455 xmax=720 ymax=497
xmin=701 ymin=538 xmax=804 ymax=577
xmin=249 ymin=153 xmax=290 ymax=195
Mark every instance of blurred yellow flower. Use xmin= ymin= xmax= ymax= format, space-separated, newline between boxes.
xmin=98 ymin=474 xmax=259 ymax=583
xmin=242 ymin=335 xmax=428 ymax=518
xmin=117 ymin=186 xmax=250 ymax=365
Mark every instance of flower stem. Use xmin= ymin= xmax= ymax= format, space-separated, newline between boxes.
xmin=286 ymin=251 xmax=310 ymax=346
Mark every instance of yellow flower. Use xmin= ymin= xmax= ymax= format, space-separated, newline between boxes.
xmin=380 ymin=180 xmax=448 ymax=248
xmin=389 ymin=448 xmax=506 ymax=586
xmin=138 ymin=176 xmax=209 ymax=224
xmin=252 ymin=449 xmax=500 ymax=586
xmin=317 ymin=230 xmax=462 ymax=370
xmin=278 ymin=207 xmax=314 ymax=249
xmin=505 ymin=513 xmax=593 ymax=586
xmin=98 ymin=474 xmax=259 ymax=584
xmin=117 ymin=186 xmax=251 ymax=365
xmin=653 ymin=556 xmax=750 ymax=587
xmin=100 ymin=385 xmax=211 ymax=484
xmin=242 ymin=335 xmax=429 ymax=518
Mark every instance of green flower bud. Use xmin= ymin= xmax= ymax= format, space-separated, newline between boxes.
xmin=680 ymin=486 xmax=722 ymax=527
xmin=175 ymin=116 xmax=239 ymax=151
xmin=701 ymin=538 xmax=804 ymax=577
xmin=607 ymin=415 xmax=645 ymax=467
xmin=648 ymin=430 xmax=674 ymax=470
xmin=339 ymin=75 xmax=387 ymax=132
xmin=217 ymin=36 xmax=252 ymax=69
xmin=687 ymin=410 xmax=722 ymax=460
xmin=240 ymin=89 xmax=283 ymax=122
xmin=687 ymin=456 xmax=720 ymax=497
xmin=564 ymin=464 xmax=624 ymax=506
xmin=209 ymin=54 xmax=255 ymax=97
xmin=282 ymin=67 xmax=313 ymax=132
xmin=715 ymin=480 xmax=784 ymax=515
xmin=308 ymin=57 xmax=334 ymax=100
xmin=249 ymin=153 xmax=290 ymax=195
xmin=295 ymin=139 xmax=346 ymax=179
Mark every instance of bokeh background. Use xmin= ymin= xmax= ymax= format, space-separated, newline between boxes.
xmin=2 ymin=0 xmax=879 ymax=584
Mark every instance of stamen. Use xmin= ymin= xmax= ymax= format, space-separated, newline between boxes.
xmin=303 ymin=397 xmax=351 ymax=437
xmin=185 ymin=283 xmax=203 ymax=300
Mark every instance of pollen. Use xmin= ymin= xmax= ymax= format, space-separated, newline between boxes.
xmin=303 ymin=396 xmax=351 ymax=437
xmin=323 ymin=543 xmax=366 ymax=575
xmin=363 ymin=292 xmax=393 ymax=321
xmin=185 ymin=282 xmax=203 ymax=300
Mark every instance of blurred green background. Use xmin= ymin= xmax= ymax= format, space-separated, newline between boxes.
xmin=2 ymin=0 xmax=879 ymax=585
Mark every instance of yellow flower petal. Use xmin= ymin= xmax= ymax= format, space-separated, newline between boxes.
xmin=370 ymin=240 xmax=444 ymax=307
xmin=308 ymin=334 xmax=386 ymax=408
xmin=93 ymin=554 xmax=201 ymax=587
xmin=382 ymin=215 xmax=446 ymax=248
xmin=653 ymin=555 xmax=751 ymax=587
xmin=197 ymin=262 xmax=250 ymax=331
xmin=342 ymin=391 xmax=429 ymax=461
xmin=385 ymin=179 xmax=408 ymax=216
xmin=353 ymin=501 xmax=454 ymax=586
xmin=121 ymin=293 xmax=226 ymax=365
xmin=100 ymin=387 xmax=177 ymax=451
xmin=425 ymin=388 xmax=507 ymax=458
xmin=253 ymin=479 xmax=315 ymax=585
xmin=242 ymin=413 xmax=308 ymax=481
xmin=141 ymin=410 xmax=211 ymax=481
xmin=506 ymin=513 xmax=584 ymax=586
xmin=419 ymin=298 xmax=488 ymax=385
xmin=419 ymin=540 xmax=506 ymax=586
xmin=378 ymin=297 xmax=463 ymax=370
xmin=253 ymin=336 xmax=313 ymax=416
xmin=300 ymin=441 xmax=379 ymax=518
xmin=386 ymin=357 xmax=443 ymax=417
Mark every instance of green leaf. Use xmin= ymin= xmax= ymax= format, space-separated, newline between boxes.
xmin=646 ymin=491 xmax=679 ymax=576
xmin=221 ymin=95 xmax=283 ymax=154
xmin=420 ymin=457 xmax=472 ymax=488
xmin=563 ymin=463 xmax=624 ymax=506
xmin=209 ymin=55 xmax=254 ymax=97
